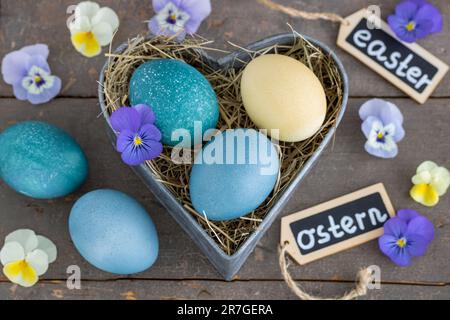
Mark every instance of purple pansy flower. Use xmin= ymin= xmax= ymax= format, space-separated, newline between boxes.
xmin=359 ymin=99 xmax=405 ymax=159
xmin=388 ymin=0 xmax=443 ymax=43
xmin=1 ymin=44 xmax=61 ymax=105
xmin=379 ymin=209 xmax=434 ymax=266
xmin=110 ymin=104 xmax=163 ymax=166
xmin=148 ymin=0 xmax=212 ymax=40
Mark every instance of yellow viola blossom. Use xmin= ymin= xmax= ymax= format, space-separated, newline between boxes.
xmin=0 ymin=230 xmax=57 ymax=287
xmin=410 ymin=161 xmax=450 ymax=207
xmin=68 ymin=1 xmax=119 ymax=58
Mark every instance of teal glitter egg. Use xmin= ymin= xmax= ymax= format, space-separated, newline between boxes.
xmin=129 ymin=59 xmax=219 ymax=146
xmin=0 ymin=121 xmax=88 ymax=199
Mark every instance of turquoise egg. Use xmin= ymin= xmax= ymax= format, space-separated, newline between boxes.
xmin=129 ymin=59 xmax=219 ymax=146
xmin=189 ymin=129 xmax=279 ymax=221
xmin=69 ymin=189 xmax=159 ymax=275
xmin=0 ymin=121 xmax=88 ymax=199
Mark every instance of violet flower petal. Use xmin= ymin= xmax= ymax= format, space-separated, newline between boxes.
xmin=405 ymin=233 xmax=429 ymax=257
xmin=409 ymin=0 xmax=428 ymax=7
xmin=179 ymin=0 xmax=212 ymax=25
xmin=12 ymin=83 xmax=28 ymax=100
xmin=134 ymin=104 xmax=156 ymax=126
xmin=378 ymin=234 xmax=412 ymax=266
xmin=28 ymin=55 xmax=51 ymax=73
xmin=406 ymin=216 xmax=435 ymax=243
xmin=110 ymin=107 xmax=141 ymax=133
xmin=116 ymin=129 xmax=134 ymax=153
xmin=361 ymin=116 xmax=379 ymax=139
xmin=383 ymin=217 xmax=408 ymax=238
xmin=413 ymin=19 xmax=434 ymax=39
xmin=364 ymin=142 xmax=398 ymax=159
xmin=140 ymin=123 xmax=162 ymax=143
xmin=416 ymin=3 xmax=443 ymax=33
xmin=20 ymin=44 xmax=49 ymax=60
xmin=26 ymin=76 xmax=61 ymax=105
xmin=395 ymin=1 xmax=419 ymax=20
xmin=379 ymin=102 xmax=405 ymax=142
xmin=390 ymin=247 xmax=412 ymax=266
xmin=397 ymin=209 xmax=420 ymax=223
xmin=359 ymin=99 xmax=386 ymax=121
xmin=152 ymin=0 xmax=171 ymax=12
xmin=1 ymin=51 xmax=30 ymax=85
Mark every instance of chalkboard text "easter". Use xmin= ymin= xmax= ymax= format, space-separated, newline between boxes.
xmin=352 ymin=29 xmax=433 ymax=92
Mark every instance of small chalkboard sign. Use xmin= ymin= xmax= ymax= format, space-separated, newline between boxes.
xmin=281 ymin=183 xmax=395 ymax=265
xmin=337 ymin=9 xmax=448 ymax=104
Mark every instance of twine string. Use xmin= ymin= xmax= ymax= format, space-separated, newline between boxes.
xmin=279 ymin=242 xmax=374 ymax=300
xmin=259 ymin=0 xmax=349 ymax=25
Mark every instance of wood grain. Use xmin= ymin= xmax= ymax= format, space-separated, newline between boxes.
xmin=1 ymin=0 xmax=449 ymax=299
xmin=0 ymin=97 xmax=448 ymax=286
xmin=0 ymin=0 xmax=449 ymax=98
xmin=1 ymin=280 xmax=448 ymax=300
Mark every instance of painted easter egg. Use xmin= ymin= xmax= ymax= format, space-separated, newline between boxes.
xmin=69 ymin=189 xmax=159 ymax=275
xmin=129 ymin=59 xmax=219 ymax=146
xmin=241 ymin=54 xmax=327 ymax=142
xmin=189 ymin=129 xmax=279 ymax=221
xmin=0 ymin=121 xmax=88 ymax=199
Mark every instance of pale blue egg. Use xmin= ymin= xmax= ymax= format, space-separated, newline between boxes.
xmin=69 ymin=189 xmax=159 ymax=275
xmin=129 ymin=59 xmax=219 ymax=146
xmin=189 ymin=129 xmax=279 ymax=221
xmin=0 ymin=121 xmax=88 ymax=199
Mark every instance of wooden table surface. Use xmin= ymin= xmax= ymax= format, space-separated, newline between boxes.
xmin=1 ymin=0 xmax=449 ymax=300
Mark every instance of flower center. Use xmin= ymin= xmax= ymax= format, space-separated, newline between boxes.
xmin=166 ymin=12 xmax=178 ymax=25
xmin=376 ymin=131 xmax=385 ymax=143
xmin=406 ymin=21 xmax=416 ymax=31
xmin=134 ymin=135 xmax=143 ymax=146
xmin=155 ymin=2 xmax=190 ymax=32
xmin=396 ymin=237 xmax=407 ymax=248
xmin=34 ymin=75 xmax=45 ymax=87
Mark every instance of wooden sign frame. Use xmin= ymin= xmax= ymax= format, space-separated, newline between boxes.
xmin=281 ymin=183 xmax=395 ymax=265
xmin=337 ymin=9 xmax=448 ymax=104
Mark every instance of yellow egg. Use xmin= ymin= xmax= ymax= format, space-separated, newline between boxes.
xmin=241 ymin=54 xmax=327 ymax=142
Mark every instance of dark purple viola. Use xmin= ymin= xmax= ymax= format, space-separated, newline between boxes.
xmin=388 ymin=0 xmax=443 ymax=43
xmin=379 ymin=209 xmax=434 ymax=266
xmin=110 ymin=104 xmax=163 ymax=166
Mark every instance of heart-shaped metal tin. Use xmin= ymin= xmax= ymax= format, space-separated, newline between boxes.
xmin=98 ymin=33 xmax=348 ymax=280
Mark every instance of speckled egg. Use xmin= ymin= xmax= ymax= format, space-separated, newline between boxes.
xmin=189 ymin=129 xmax=279 ymax=221
xmin=69 ymin=189 xmax=159 ymax=275
xmin=129 ymin=59 xmax=219 ymax=146
xmin=241 ymin=54 xmax=327 ymax=142
xmin=0 ymin=121 xmax=88 ymax=199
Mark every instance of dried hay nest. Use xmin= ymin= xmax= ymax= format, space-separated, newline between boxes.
xmin=101 ymin=33 xmax=344 ymax=255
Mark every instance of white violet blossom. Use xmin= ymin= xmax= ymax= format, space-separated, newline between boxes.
xmin=0 ymin=229 xmax=57 ymax=287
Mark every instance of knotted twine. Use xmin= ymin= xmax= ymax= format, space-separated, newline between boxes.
xmin=279 ymin=242 xmax=374 ymax=300
xmin=259 ymin=0 xmax=350 ymax=25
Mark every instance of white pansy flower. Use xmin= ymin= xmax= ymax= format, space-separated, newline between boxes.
xmin=0 ymin=229 xmax=57 ymax=287
xmin=68 ymin=1 xmax=119 ymax=58
xmin=365 ymin=120 xmax=397 ymax=154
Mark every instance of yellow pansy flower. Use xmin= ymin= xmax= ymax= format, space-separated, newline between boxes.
xmin=410 ymin=161 xmax=450 ymax=207
xmin=68 ymin=1 xmax=119 ymax=58
xmin=0 ymin=230 xmax=57 ymax=287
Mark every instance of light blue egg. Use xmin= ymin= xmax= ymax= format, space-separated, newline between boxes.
xmin=129 ymin=59 xmax=219 ymax=146
xmin=69 ymin=189 xmax=159 ymax=275
xmin=0 ymin=121 xmax=88 ymax=199
xmin=189 ymin=129 xmax=279 ymax=221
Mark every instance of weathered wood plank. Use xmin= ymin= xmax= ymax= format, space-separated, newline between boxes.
xmin=1 ymin=280 xmax=448 ymax=300
xmin=0 ymin=97 xmax=449 ymax=284
xmin=0 ymin=0 xmax=449 ymax=98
